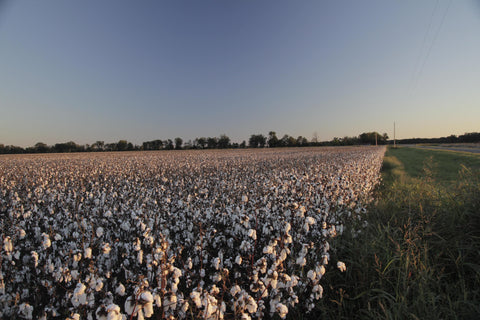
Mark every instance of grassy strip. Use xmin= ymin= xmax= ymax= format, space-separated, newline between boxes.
xmin=309 ymin=147 xmax=480 ymax=319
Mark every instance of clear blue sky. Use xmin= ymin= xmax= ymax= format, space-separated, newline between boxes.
xmin=1 ymin=0 xmax=479 ymax=147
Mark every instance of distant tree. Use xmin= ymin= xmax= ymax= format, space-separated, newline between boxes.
xmin=459 ymin=132 xmax=480 ymax=143
xmin=217 ymin=134 xmax=230 ymax=149
xmin=183 ymin=139 xmax=193 ymax=149
xmin=165 ymin=139 xmax=174 ymax=150
xmin=240 ymin=141 xmax=246 ymax=148
xmin=174 ymin=137 xmax=183 ymax=150
xmin=34 ymin=142 xmax=49 ymax=153
xmin=117 ymin=140 xmax=128 ymax=151
xmin=249 ymin=134 xmax=267 ymax=148
xmin=54 ymin=141 xmax=78 ymax=153
xmin=195 ymin=137 xmax=207 ymax=149
xmin=279 ymin=134 xmax=295 ymax=147
xmin=296 ymin=136 xmax=308 ymax=147
xmin=268 ymin=131 xmax=279 ymax=148
xmin=207 ymin=137 xmax=218 ymax=149
xmin=311 ymin=132 xmax=319 ymax=144
xmin=359 ymin=132 xmax=387 ymax=145
xmin=92 ymin=141 xmax=105 ymax=151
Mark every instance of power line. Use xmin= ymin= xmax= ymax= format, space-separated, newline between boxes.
xmin=409 ymin=0 xmax=452 ymax=95
xmin=408 ymin=0 xmax=439 ymax=95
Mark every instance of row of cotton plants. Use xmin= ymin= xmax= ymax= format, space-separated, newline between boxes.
xmin=0 ymin=146 xmax=385 ymax=319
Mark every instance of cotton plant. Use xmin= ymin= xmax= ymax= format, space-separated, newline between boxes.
xmin=0 ymin=147 xmax=385 ymax=319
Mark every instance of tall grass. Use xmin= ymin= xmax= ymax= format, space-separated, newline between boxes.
xmin=311 ymin=147 xmax=480 ymax=319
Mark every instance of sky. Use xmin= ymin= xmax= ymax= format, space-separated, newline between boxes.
xmin=1 ymin=0 xmax=479 ymax=147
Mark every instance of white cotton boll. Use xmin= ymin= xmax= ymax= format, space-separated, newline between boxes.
xmin=54 ymin=233 xmax=62 ymax=241
xmin=235 ymin=255 xmax=242 ymax=265
xmin=210 ymin=285 xmax=220 ymax=295
xmin=241 ymin=313 xmax=251 ymax=320
xmin=248 ymin=229 xmax=256 ymax=240
xmin=18 ymin=302 xmax=33 ymax=319
xmin=313 ymin=284 xmax=323 ymax=299
xmin=181 ymin=300 xmax=189 ymax=313
xmin=124 ymin=296 xmax=137 ymax=315
xmin=153 ymin=294 xmax=161 ymax=307
xmin=212 ymin=257 xmax=221 ymax=270
xmin=337 ymin=261 xmax=346 ymax=272
xmin=316 ymin=265 xmax=326 ymax=277
xmin=19 ymin=229 xmax=26 ymax=239
xmin=284 ymin=234 xmax=292 ymax=244
xmin=137 ymin=309 xmax=145 ymax=320
xmin=296 ymin=256 xmax=306 ymax=267
xmin=303 ymin=223 xmax=310 ymax=232
xmin=106 ymin=304 xmax=121 ymax=320
xmin=41 ymin=233 xmax=51 ymax=249
xmin=186 ymin=257 xmax=193 ymax=269
xmin=143 ymin=302 xmax=154 ymax=318
xmin=276 ymin=303 xmax=288 ymax=319
xmin=116 ymin=283 xmax=126 ymax=296
xmin=307 ymin=270 xmax=316 ymax=281
xmin=242 ymin=195 xmax=248 ymax=202
xmin=200 ymin=269 xmax=205 ymax=278
xmin=84 ymin=247 xmax=92 ymax=259
xmin=190 ymin=290 xmax=202 ymax=308
xmin=140 ymin=291 xmax=154 ymax=304
xmin=133 ymin=238 xmax=141 ymax=251
xmin=172 ymin=267 xmax=182 ymax=279
xmin=102 ymin=243 xmax=111 ymax=255
xmin=71 ymin=283 xmax=87 ymax=307
xmin=263 ymin=245 xmax=273 ymax=254
xmin=137 ymin=250 xmax=143 ymax=264
xmin=284 ymin=222 xmax=291 ymax=233
xmin=30 ymin=251 xmax=38 ymax=266
xmin=305 ymin=216 xmax=315 ymax=225
xmin=121 ymin=221 xmax=131 ymax=231
xmin=212 ymin=272 xmax=222 ymax=283
xmin=230 ymin=285 xmax=241 ymax=296
xmin=104 ymin=210 xmax=113 ymax=218
xmin=96 ymin=227 xmax=104 ymax=238
xmin=71 ymin=270 xmax=79 ymax=280
xmin=95 ymin=278 xmax=104 ymax=291
xmin=246 ymin=296 xmax=257 ymax=313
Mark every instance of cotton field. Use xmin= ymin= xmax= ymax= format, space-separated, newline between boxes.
xmin=0 ymin=146 xmax=385 ymax=319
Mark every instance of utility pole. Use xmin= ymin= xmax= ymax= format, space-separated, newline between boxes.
xmin=394 ymin=121 xmax=396 ymax=148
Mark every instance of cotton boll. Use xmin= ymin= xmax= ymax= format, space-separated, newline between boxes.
xmin=19 ymin=229 xmax=26 ymax=239
xmin=41 ymin=233 xmax=51 ymax=250
xmin=212 ymin=257 xmax=221 ymax=270
xmin=96 ymin=227 xmax=104 ymax=238
xmin=124 ymin=296 xmax=137 ymax=315
xmin=276 ymin=303 xmax=288 ymax=319
xmin=116 ymin=283 xmax=126 ymax=296
xmin=84 ymin=247 xmax=92 ymax=259
xmin=307 ymin=270 xmax=316 ymax=281
xmin=337 ymin=261 xmax=346 ymax=272
xmin=18 ymin=302 xmax=33 ymax=319
xmin=296 ymin=256 xmax=306 ymax=267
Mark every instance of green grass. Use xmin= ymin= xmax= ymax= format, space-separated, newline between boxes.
xmin=306 ymin=146 xmax=480 ymax=319
xmin=388 ymin=146 xmax=480 ymax=185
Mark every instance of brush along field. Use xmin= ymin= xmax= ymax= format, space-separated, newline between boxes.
xmin=0 ymin=147 xmax=385 ymax=320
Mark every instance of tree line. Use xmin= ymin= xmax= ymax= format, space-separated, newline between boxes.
xmin=1 ymin=131 xmax=478 ymax=154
